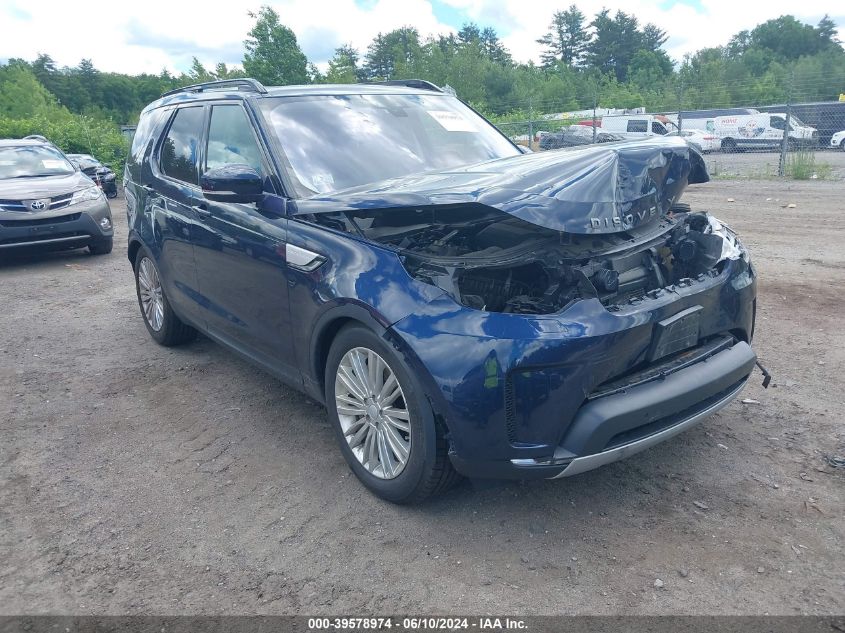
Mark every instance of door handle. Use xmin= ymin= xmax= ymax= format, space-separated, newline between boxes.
xmin=193 ymin=203 xmax=212 ymax=217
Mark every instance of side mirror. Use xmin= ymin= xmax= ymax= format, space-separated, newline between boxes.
xmin=201 ymin=164 xmax=264 ymax=204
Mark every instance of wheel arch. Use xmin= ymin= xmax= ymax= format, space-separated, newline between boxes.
xmin=307 ymin=303 xmax=389 ymax=403
xmin=128 ymin=236 xmax=143 ymax=265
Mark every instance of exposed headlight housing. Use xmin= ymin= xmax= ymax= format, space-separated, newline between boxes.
xmin=69 ymin=185 xmax=103 ymax=206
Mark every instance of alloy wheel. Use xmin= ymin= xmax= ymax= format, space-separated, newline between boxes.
xmin=138 ymin=257 xmax=165 ymax=332
xmin=334 ymin=347 xmax=411 ymax=479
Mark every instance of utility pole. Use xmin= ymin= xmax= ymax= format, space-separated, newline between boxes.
xmin=778 ymin=72 xmax=795 ymax=178
xmin=527 ymin=96 xmax=533 ymax=151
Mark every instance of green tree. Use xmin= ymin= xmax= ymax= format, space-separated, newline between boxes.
xmin=188 ymin=57 xmax=215 ymax=82
xmin=816 ymin=15 xmax=840 ymax=45
xmin=457 ymin=23 xmax=511 ymax=65
xmin=363 ymin=27 xmax=421 ymax=80
xmin=214 ymin=63 xmax=247 ymax=80
xmin=242 ymin=5 xmax=308 ymax=85
xmin=537 ymin=6 xmax=590 ymax=68
xmin=748 ymin=15 xmax=828 ymax=59
xmin=325 ymin=45 xmax=361 ymax=83
xmin=0 ymin=63 xmax=57 ymax=118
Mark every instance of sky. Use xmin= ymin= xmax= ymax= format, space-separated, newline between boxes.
xmin=0 ymin=0 xmax=842 ymax=75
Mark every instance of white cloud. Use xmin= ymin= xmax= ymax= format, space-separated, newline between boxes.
xmin=0 ymin=0 xmax=842 ymax=74
xmin=0 ymin=0 xmax=455 ymax=74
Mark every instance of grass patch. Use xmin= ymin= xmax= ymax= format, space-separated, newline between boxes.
xmin=786 ymin=150 xmax=833 ymax=180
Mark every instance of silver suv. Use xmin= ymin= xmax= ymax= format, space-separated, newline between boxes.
xmin=0 ymin=138 xmax=113 ymax=255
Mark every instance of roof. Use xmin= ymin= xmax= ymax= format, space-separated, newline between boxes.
xmin=143 ymin=81 xmax=449 ymax=114
xmin=0 ymin=138 xmax=54 ymax=147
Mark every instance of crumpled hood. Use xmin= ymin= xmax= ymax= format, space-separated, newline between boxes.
xmin=292 ymin=136 xmax=708 ymax=234
xmin=0 ymin=171 xmax=93 ymax=200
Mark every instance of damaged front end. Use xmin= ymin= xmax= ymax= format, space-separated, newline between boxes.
xmin=309 ymin=203 xmax=744 ymax=315
xmin=296 ymin=138 xmax=743 ymax=316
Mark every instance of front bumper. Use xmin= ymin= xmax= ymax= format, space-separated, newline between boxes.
xmin=448 ymin=339 xmax=755 ymax=479
xmin=390 ymin=255 xmax=757 ymax=481
xmin=0 ymin=199 xmax=112 ymax=251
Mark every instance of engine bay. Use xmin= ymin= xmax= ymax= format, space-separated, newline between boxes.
xmin=307 ymin=203 xmax=743 ymax=315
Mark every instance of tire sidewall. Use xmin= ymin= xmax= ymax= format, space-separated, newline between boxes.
xmin=325 ymin=325 xmax=437 ymax=503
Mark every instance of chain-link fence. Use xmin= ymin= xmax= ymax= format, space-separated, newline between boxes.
xmin=491 ymin=77 xmax=845 ymax=181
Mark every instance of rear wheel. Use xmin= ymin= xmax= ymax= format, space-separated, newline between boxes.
xmin=133 ymin=248 xmax=196 ymax=346
xmin=325 ymin=324 xmax=459 ymax=503
xmin=721 ymin=138 xmax=737 ymax=153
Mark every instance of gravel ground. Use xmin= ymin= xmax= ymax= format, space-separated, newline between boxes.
xmin=1 ymin=181 xmax=843 ymax=616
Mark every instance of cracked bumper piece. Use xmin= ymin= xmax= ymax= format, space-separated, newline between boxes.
xmin=451 ymin=341 xmax=757 ymax=480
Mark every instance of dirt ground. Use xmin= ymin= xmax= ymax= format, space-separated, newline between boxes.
xmin=1 ymin=180 xmax=843 ymax=616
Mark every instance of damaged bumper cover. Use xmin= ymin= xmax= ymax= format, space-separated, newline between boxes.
xmin=389 ymin=251 xmax=757 ymax=480
xmin=504 ymin=340 xmax=754 ymax=480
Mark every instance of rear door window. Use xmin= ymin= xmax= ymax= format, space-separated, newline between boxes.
xmin=160 ymin=106 xmax=204 ymax=185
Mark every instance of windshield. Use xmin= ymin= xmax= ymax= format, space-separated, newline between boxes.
xmin=259 ymin=93 xmax=520 ymax=196
xmin=71 ymin=156 xmax=101 ymax=170
xmin=0 ymin=145 xmax=75 ymax=179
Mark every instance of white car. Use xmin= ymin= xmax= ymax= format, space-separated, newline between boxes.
xmin=671 ymin=129 xmax=721 ymax=153
xmin=830 ymin=130 xmax=845 ymax=151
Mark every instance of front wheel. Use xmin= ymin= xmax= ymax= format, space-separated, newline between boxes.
xmin=840 ymin=140 xmax=845 ymax=152
xmin=325 ymin=325 xmax=459 ymax=503
xmin=88 ymin=237 xmax=113 ymax=255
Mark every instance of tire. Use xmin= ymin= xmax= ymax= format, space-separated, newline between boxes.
xmin=107 ymin=191 xmax=118 ymax=199
xmin=325 ymin=324 xmax=460 ymax=503
xmin=721 ymin=138 xmax=737 ymax=153
xmin=88 ymin=237 xmax=113 ymax=255
xmin=840 ymin=140 xmax=845 ymax=152
xmin=133 ymin=247 xmax=196 ymax=346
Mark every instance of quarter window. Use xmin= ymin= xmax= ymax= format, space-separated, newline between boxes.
xmin=205 ymin=105 xmax=264 ymax=175
xmin=626 ymin=120 xmax=648 ymax=133
xmin=160 ymin=107 xmax=204 ymax=184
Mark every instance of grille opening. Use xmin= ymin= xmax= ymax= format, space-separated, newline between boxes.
xmin=0 ymin=213 xmax=82 ymax=228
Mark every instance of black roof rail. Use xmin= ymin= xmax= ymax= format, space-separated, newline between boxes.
xmin=161 ymin=78 xmax=268 ymax=98
xmin=365 ymin=79 xmax=442 ymax=92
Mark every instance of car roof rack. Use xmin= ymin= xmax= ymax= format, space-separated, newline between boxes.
xmin=365 ymin=79 xmax=442 ymax=92
xmin=161 ymin=78 xmax=268 ymax=98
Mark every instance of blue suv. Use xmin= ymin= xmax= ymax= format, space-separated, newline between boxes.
xmin=125 ymin=78 xmax=759 ymax=503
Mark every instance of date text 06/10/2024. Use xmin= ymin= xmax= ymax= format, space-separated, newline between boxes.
xmin=306 ymin=617 xmax=528 ymax=631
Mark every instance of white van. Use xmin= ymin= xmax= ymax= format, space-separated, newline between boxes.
xmin=681 ymin=118 xmax=716 ymax=134
xmin=714 ymin=113 xmax=818 ymax=151
xmin=599 ymin=115 xmax=678 ymax=139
